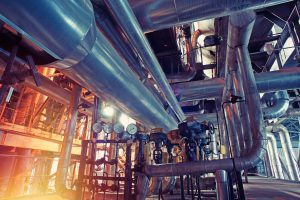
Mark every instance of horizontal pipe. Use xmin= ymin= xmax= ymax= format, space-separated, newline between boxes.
xmin=173 ymin=67 xmax=300 ymax=102
xmin=104 ymin=0 xmax=185 ymax=122
xmin=128 ymin=0 xmax=292 ymax=32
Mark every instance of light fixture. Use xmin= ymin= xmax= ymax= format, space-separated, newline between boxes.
xmin=119 ymin=113 xmax=136 ymax=128
xmin=102 ymin=106 xmax=114 ymax=117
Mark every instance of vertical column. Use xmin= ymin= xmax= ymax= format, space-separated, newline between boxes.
xmin=215 ymin=170 xmax=229 ymax=200
xmin=56 ymin=83 xmax=81 ymax=193
xmin=7 ymin=148 xmax=32 ymax=197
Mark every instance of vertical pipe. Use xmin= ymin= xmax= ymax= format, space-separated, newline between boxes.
xmin=266 ymin=132 xmax=284 ymax=179
xmin=216 ymin=98 xmax=229 ymax=158
xmin=7 ymin=148 xmax=32 ymax=197
xmin=136 ymin=175 xmax=150 ymax=200
xmin=264 ymin=152 xmax=272 ymax=177
xmin=267 ymin=144 xmax=276 ymax=177
xmin=273 ymin=125 xmax=300 ymax=181
xmin=215 ymin=170 xmax=229 ymax=200
xmin=56 ymin=84 xmax=81 ymax=198
xmin=223 ymin=104 xmax=240 ymax=157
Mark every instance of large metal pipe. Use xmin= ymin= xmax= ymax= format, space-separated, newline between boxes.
xmin=271 ymin=125 xmax=300 ymax=181
xmin=104 ymin=0 xmax=185 ymax=123
xmin=173 ymin=67 xmax=300 ymax=102
xmin=93 ymin=4 xmax=169 ymax=108
xmin=56 ymin=84 xmax=81 ymax=199
xmin=266 ymin=132 xmax=284 ymax=179
xmin=0 ymin=0 xmax=178 ymax=131
xmin=142 ymin=11 xmax=266 ymax=181
xmin=215 ymin=170 xmax=230 ymax=200
xmin=261 ymin=91 xmax=289 ymax=119
xmin=128 ymin=0 xmax=292 ymax=32
xmin=136 ymin=174 xmax=150 ymax=200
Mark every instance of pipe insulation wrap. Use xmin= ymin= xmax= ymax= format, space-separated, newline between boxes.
xmin=262 ymin=90 xmax=289 ymax=119
xmin=128 ymin=0 xmax=292 ymax=32
xmin=104 ymin=0 xmax=186 ymax=122
xmin=0 ymin=0 xmax=178 ymax=131
xmin=266 ymin=132 xmax=284 ymax=179
xmin=173 ymin=67 xmax=300 ymax=102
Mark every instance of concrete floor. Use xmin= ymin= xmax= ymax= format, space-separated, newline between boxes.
xmin=5 ymin=177 xmax=300 ymax=200
xmin=244 ymin=177 xmax=300 ymax=200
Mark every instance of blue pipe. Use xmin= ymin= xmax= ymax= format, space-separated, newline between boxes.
xmin=0 ymin=0 xmax=177 ymax=131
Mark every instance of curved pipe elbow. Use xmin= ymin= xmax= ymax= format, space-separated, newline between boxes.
xmin=262 ymin=91 xmax=289 ymax=119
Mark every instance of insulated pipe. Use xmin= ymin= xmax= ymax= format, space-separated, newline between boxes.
xmin=93 ymin=4 xmax=168 ymax=107
xmin=215 ymin=170 xmax=230 ymax=200
xmin=0 ymin=0 xmax=178 ymax=131
xmin=104 ymin=0 xmax=186 ymax=122
xmin=266 ymin=132 xmax=284 ymax=179
xmin=261 ymin=91 xmax=289 ymax=119
xmin=223 ymin=104 xmax=241 ymax=157
xmin=167 ymin=71 xmax=197 ymax=83
xmin=142 ymin=11 xmax=266 ymax=180
xmin=222 ymin=9 xmax=256 ymax=157
xmin=271 ymin=125 xmax=300 ymax=181
xmin=173 ymin=67 xmax=300 ymax=102
xmin=266 ymin=144 xmax=276 ymax=177
xmin=136 ymin=174 xmax=150 ymax=200
xmin=264 ymin=151 xmax=273 ymax=177
xmin=56 ymin=84 xmax=81 ymax=199
xmin=128 ymin=0 xmax=292 ymax=32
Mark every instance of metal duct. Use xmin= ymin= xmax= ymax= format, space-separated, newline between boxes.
xmin=173 ymin=67 xmax=300 ymax=102
xmin=0 ymin=0 xmax=178 ymax=131
xmin=266 ymin=132 xmax=284 ymax=179
xmin=142 ymin=11 xmax=266 ymax=180
xmin=104 ymin=0 xmax=186 ymax=122
xmin=262 ymin=91 xmax=289 ymax=119
xmin=128 ymin=0 xmax=292 ymax=32
xmin=93 ymin=4 xmax=169 ymax=107
xmin=269 ymin=125 xmax=300 ymax=181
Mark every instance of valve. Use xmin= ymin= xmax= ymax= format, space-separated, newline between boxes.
xmin=153 ymin=148 xmax=163 ymax=164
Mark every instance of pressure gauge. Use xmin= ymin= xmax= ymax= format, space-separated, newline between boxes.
xmin=113 ymin=122 xmax=124 ymax=135
xmin=103 ymin=123 xmax=113 ymax=134
xmin=126 ymin=123 xmax=138 ymax=135
xmin=92 ymin=122 xmax=102 ymax=133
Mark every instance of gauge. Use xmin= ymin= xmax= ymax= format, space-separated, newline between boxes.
xmin=126 ymin=123 xmax=138 ymax=135
xmin=103 ymin=123 xmax=113 ymax=134
xmin=92 ymin=122 xmax=102 ymax=133
xmin=113 ymin=122 xmax=124 ymax=135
